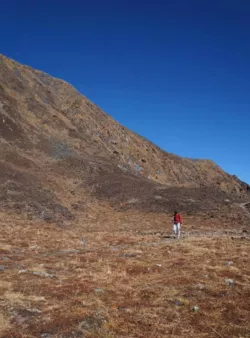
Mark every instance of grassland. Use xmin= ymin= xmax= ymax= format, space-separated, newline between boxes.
xmin=0 ymin=212 xmax=249 ymax=338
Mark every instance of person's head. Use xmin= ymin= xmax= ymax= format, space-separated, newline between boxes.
xmin=174 ymin=211 xmax=178 ymax=215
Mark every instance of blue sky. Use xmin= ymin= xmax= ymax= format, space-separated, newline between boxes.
xmin=1 ymin=0 xmax=250 ymax=183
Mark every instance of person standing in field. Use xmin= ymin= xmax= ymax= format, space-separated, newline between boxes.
xmin=173 ymin=211 xmax=183 ymax=239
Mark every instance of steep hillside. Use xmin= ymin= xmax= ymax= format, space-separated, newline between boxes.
xmin=0 ymin=54 xmax=249 ymax=223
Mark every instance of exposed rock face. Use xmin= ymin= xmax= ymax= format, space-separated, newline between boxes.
xmin=0 ymin=54 xmax=249 ymax=221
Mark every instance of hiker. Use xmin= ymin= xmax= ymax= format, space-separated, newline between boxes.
xmin=173 ymin=211 xmax=182 ymax=239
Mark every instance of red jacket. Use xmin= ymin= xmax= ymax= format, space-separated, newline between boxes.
xmin=174 ymin=213 xmax=183 ymax=224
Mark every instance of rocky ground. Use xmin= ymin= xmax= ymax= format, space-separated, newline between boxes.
xmin=0 ymin=54 xmax=249 ymax=224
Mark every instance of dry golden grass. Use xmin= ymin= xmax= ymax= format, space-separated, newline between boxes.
xmin=0 ymin=212 xmax=250 ymax=337
xmin=0 ymin=281 xmax=12 ymax=291
xmin=0 ymin=314 xmax=10 ymax=334
xmin=1 ymin=50 xmax=250 ymax=338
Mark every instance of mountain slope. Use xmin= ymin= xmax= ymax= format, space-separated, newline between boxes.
xmin=0 ymin=54 xmax=249 ymax=222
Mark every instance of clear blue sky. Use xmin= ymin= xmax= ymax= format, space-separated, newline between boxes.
xmin=1 ymin=0 xmax=250 ymax=183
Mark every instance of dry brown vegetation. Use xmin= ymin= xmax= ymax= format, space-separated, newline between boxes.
xmin=0 ymin=54 xmax=250 ymax=337
xmin=0 ymin=54 xmax=249 ymax=223
xmin=1 ymin=212 xmax=250 ymax=338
